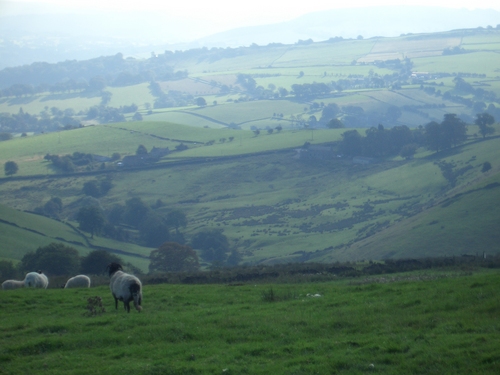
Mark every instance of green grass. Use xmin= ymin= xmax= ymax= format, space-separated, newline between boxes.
xmin=1 ymin=128 xmax=499 ymax=265
xmin=1 ymin=270 xmax=499 ymax=374
xmin=0 ymin=203 xmax=152 ymax=272
xmin=412 ymin=51 xmax=500 ymax=77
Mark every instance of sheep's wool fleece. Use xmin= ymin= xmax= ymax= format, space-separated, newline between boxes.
xmin=65 ymin=275 xmax=91 ymax=288
xmin=24 ymin=272 xmax=49 ymax=288
xmin=110 ymin=271 xmax=142 ymax=298
xmin=2 ymin=280 xmax=24 ymax=290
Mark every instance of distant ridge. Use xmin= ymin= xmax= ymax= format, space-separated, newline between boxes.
xmin=0 ymin=5 xmax=499 ymax=67
xmin=196 ymin=6 xmax=500 ymax=47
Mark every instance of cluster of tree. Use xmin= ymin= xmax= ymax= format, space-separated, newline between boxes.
xmin=44 ymin=152 xmax=96 ymax=173
xmin=82 ymin=178 xmax=114 ymax=198
xmin=5 ymin=244 xmax=140 ymax=278
xmin=75 ymin=197 xmax=187 ymax=247
xmin=85 ymin=105 xmax=126 ymax=123
xmin=0 ymin=108 xmax=80 ymax=134
xmin=339 ymin=125 xmax=418 ymax=158
xmin=149 ymin=81 xmax=194 ymax=109
xmin=0 ymin=53 xmax=188 ymax=91
xmin=0 ymin=102 xmax=145 ymax=135
xmin=34 ymin=197 xmax=63 ymax=219
xmin=338 ymin=113 xmax=494 ymax=158
xmin=442 ymin=46 xmax=467 ymax=55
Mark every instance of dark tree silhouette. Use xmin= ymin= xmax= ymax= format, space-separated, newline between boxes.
xmin=149 ymin=242 xmax=199 ymax=273
xmin=474 ymin=113 xmax=495 ymax=139
xmin=4 ymin=161 xmax=18 ymax=176
xmin=76 ymin=205 xmax=106 ymax=238
xmin=20 ymin=242 xmax=80 ymax=276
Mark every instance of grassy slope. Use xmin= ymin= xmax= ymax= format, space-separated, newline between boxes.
xmin=0 ymin=204 xmax=151 ymax=272
xmin=0 ymin=125 xmax=499 ymax=265
xmin=0 ymin=270 xmax=499 ymax=374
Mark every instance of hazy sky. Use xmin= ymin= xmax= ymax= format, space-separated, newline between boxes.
xmin=5 ymin=0 xmax=500 ymax=30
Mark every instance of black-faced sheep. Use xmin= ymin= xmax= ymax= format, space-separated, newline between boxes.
xmin=24 ymin=271 xmax=49 ymax=289
xmin=107 ymin=262 xmax=142 ymax=313
xmin=64 ymin=274 xmax=91 ymax=288
xmin=2 ymin=280 xmax=24 ymax=290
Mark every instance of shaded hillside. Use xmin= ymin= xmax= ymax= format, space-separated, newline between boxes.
xmin=0 ymin=124 xmax=499 ymax=266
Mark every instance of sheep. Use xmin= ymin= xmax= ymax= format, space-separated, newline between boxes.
xmin=107 ymin=262 xmax=142 ymax=313
xmin=24 ymin=270 xmax=49 ymax=289
xmin=64 ymin=274 xmax=91 ymax=288
xmin=2 ymin=280 xmax=24 ymax=290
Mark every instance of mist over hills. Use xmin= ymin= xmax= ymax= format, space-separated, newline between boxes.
xmin=196 ymin=7 xmax=500 ymax=47
xmin=1 ymin=4 xmax=499 ymax=68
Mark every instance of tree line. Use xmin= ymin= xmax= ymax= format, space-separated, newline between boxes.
xmin=337 ymin=113 xmax=495 ymax=159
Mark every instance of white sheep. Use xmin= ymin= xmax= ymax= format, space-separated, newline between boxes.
xmin=107 ymin=262 xmax=142 ymax=313
xmin=64 ymin=274 xmax=91 ymax=288
xmin=24 ymin=271 xmax=49 ymax=289
xmin=2 ymin=280 xmax=24 ymax=290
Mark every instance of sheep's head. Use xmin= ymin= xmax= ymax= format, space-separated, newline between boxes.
xmin=136 ymin=305 xmax=143 ymax=312
xmin=107 ymin=262 xmax=123 ymax=277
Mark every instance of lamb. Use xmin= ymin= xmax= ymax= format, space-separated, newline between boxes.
xmin=64 ymin=274 xmax=91 ymax=288
xmin=107 ymin=262 xmax=142 ymax=313
xmin=24 ymin=270 xmax=49 ymax=289
xmin=2 ymin=280 xmax=24 ymax=290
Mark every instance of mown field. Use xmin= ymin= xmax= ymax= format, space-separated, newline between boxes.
xmin=1 ymin=269 xmax=499 ymax=374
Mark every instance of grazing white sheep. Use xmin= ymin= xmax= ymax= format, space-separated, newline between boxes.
xmin=64 ymin=274 xmax=91 ymax=288
xmin=24 ymin=271 xmax=49 ymax=289
xmin=107 ymin=262 xmax=142 ymax=313
xmin=2 ymin=280 xmax=24 ymax=290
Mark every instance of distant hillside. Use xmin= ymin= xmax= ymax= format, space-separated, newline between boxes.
xmin=198 ymin=6 xmax=500 ymax=47
xmin=1 ymin=5 xmax=499 ymax=68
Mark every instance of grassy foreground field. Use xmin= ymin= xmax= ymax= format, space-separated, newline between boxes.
xmin=1 ymin=270 xmax=499 ymax=374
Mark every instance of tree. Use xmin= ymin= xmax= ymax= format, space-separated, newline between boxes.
xmin=474 ymin=113 xmax=495 ymax=139
xmin=43 ymin=197 xmax=63 ymax=218
xmin=80 ymin=250 xmax=122 ymax=275
xmin=132 ymin=112 xmax=143 ymax=121
xmin=320 ymin=103 xmax=340 ymax=125
xmin=4 ymin=161 xmax=18 ymax=176
xmin=441 ymin=114 xmax=467 ymax=148
xmin=149 ymin=242 xmax=200 ymax=273
xmin=196 ymin=97 xmax=207 ymax=107
xmin=139 ymin=213 xmax=170 ymax=247
xmin=20 ymin=242 xmax=80 ymax=276
xmin=76 ymin=205 xmax=106 ymax=238
xmin=165 ymin=209 xmax=187 ymax=234
xmin=339 ymin=130 xmax=363 ymax=156
xmin=327 ymin=118 xmax=344 ymax=129
xmin=0 ymin=260 xmax=18 ymax=280
xmin=136 ymin=144 xmax=148 ymax=155
xmin=482 ymin=161 xmax=492 ymax=172
xmin=191 ymin=229 xmax=229 ymax=263
xmin=123 ymin=197 xmax=150 ymax=228
xmin=82 ymin=180 xmax=101 ymax=198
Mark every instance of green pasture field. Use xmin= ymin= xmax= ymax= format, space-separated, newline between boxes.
xmin=461 ymin=31 xmax=500 ymax=50
xmin=0 ymin=92 xmax=101 ymax=115
xmin=107 ymin=83 xmax=156 ymax=110
xmin=369 ymin=36 xmax=461 ymax=60
xmin=140 ymin=111 xmax=227 ymax=128
xmin=412 ymin=51 xmax=500 ymax=77
xmin=191 ymin=100 xmax=307 ymax=125
xmin=338 ymin=171 xmax=500 ymax=261
xmin=0 ymin=203 xmax=151 ymax=271
xmin=165 ymin=128 xmax=343 ymax=158
xmin=0 ymin=124 xmax=184 ymax=176
xmin=1 ymin=270 xmax=499 ymax=374
xmin=271 ymin=40 xmax=376 ymax=67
